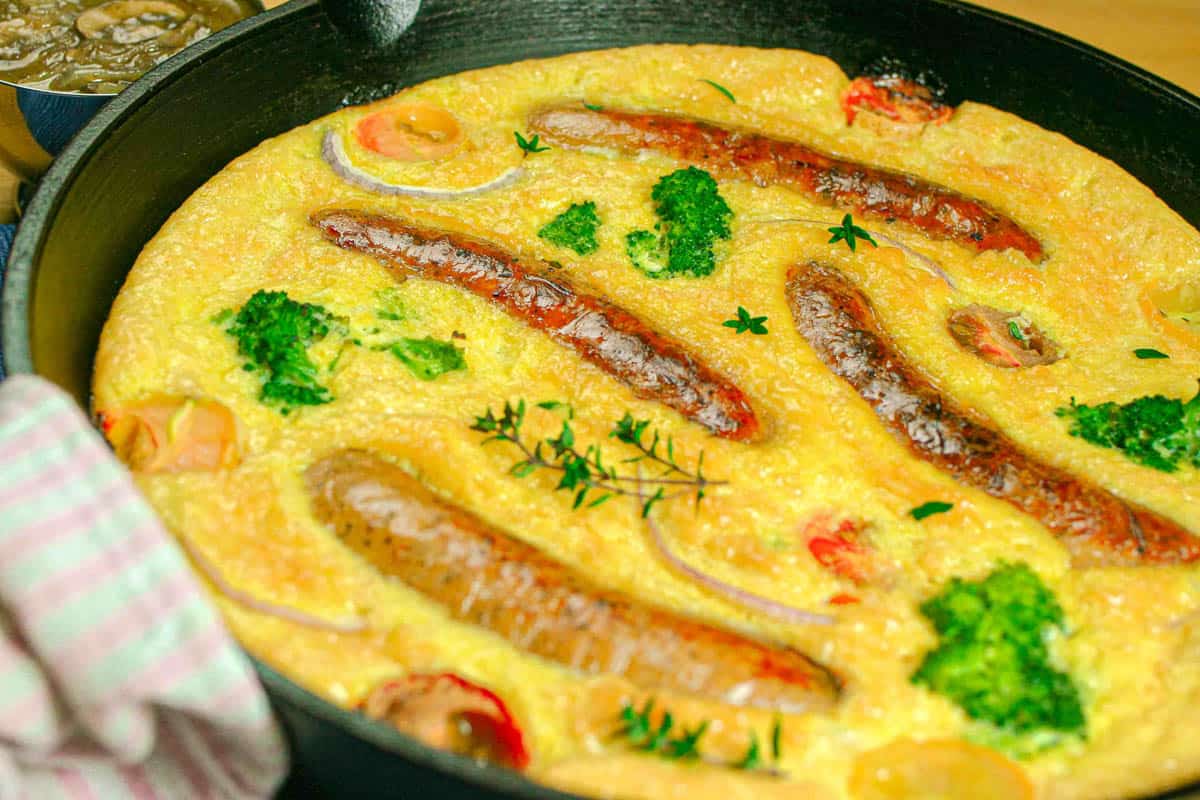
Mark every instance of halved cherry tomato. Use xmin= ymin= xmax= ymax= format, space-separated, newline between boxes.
xmin=98 ymin=395 xmax=239 ymax=473
xmin=805 ymin=517 xmax=871 ymax=586
xmin=361 ymin=673 xmax=530 ymax=770
xmin=850 ymin=739 xmax=1033 ymax=800
xmin=841 ymin=76 xmax=953 ymax=127
xmin=946 ymin=305 xmax=1061 ymax=369
xmin=354 ymin=104 xmax=464 ymax=162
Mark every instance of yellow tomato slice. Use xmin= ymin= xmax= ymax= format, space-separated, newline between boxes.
xmin=354 ymin=103 xmax=464 ymax=162
xmin=850 ymin=739 xmax=1033 ymax=800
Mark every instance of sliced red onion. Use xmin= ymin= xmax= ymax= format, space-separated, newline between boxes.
xmin=180 ymin=537 xmax=369 ymax=634
xmin=750 ymin=217 xmax=957 ymax=289
xmin=633 ymin=471 xmax=835 ymax=627
xmin=644 ymin=517 xmax=836 ymax=626
xmin=321 ymin=130 xmax=525 ymax=200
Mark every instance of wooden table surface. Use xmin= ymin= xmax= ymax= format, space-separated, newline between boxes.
xmin=2 ymin=0 xmax=1198 ymax=223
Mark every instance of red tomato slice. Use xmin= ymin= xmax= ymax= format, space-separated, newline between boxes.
xmin=361 ymin=672 xmax=530 ymax=770
xmin=841 ymin=76 xmax=953 ymax=127
xmin=806 ymin=517 xmax=871 ymax=585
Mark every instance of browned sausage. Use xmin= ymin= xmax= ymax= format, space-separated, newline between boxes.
xmin=311 ymin=209 xmax=760 ymax=442
xmin=785 ymin=262 xmax=1200 ymax=567
xmin=529 ymin=106 xmax=1043 ymax=262
xmin=305 ymin=449 xmax=839 ymax=713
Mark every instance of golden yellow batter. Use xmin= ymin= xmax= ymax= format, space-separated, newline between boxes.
xmin=92 ymin=45 xmax=1200 ymax=800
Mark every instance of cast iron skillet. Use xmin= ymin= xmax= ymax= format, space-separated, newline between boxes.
xmin=3 ymin=1 xmax=1200 ymax=797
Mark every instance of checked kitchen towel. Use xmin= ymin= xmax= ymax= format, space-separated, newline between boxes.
xmin=0 ymin=372 xmax=288 ymax=798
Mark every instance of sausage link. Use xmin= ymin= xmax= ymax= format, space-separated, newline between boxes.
xmin=305 ymin=449 xmax=839 ymax=713
xmin=311 ymin=209 xmax=759 ymax=442
xmin=529 ymin=106 xmax=1043 ymax=262
xmin=785 ymin=262 xmax=1199 ymax=567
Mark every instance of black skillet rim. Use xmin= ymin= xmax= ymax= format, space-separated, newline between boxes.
xmin=2 ymin=1 xmax=1200 ymax=798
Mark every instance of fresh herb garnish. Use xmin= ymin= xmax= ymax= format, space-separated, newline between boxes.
xmin=538 ymin=201 xmax=601 ymax=256
xmin=736 ymin=732 xmax=762 ymax=770
xmin=536 ymin=400 xmax=574 ymax=417
xmin=617 ymin=702 xmax=783 ymax=773
xmin=210 ymin=308 xmax=233 ymax=325
xmin=1057 ymin=387 xmax=1200 ymax=472
xmin=617 ymin=700 xmax=708 ymax=760
xmin=389 ymin=336 xmax=466 ymax=381
xmin=514 ymin=131 xmax=550 ymax=155
xmin=471 ymin=400 xmax=723 ymax=514
xmin=700 ymin=79 xmax=737 ymax=104
xmin=225 ymin=290 xmax=335 ymax=413
xmin=626 ymin=166 xmax=733 ymax=279
xmin=583 ymin=101 xmax=604 ymax=111
xmin=1007 ymin=320 xmax=1025 ymax=342
xmin=723 ymin=306 xmax=769 ymax=335
xmin=770 ymin=717 xmax=782 ymax=761
xmin=1134 ymin=348 xmax=1169 ymax=360
xmin=611 ymin=411 xmax=716 ymax=512
xmin=827 ymin=213 xmax=878 ymax=252
xmin=910 ymin=500 xmax=953 ymax=521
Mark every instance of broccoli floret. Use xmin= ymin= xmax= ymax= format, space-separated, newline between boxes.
xmin=389 ymin=336 xmax=466 ymax=381
xmin=625 ymin=229 xmax=668 ymax=276
xmin=539 ymin=201 xmax=601 ymax=256
xmin=1056 ymin=387 xmax=1200 ymax=472
xmin=911 ymin=563 xmax=1085 ymax=736
xmin=375 ymin=286 xmax=407 ymax=321
xmin=226 ymin=290 xmax=334 ymax=412
xmin=627 ymin=167 xmax=732 ymax=278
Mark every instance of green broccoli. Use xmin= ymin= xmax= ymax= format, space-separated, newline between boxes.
xmin=375 ymin=286 xmax=407 ymax=321
xmin=225 ymin=290 xmax=334 ymax=412
xmin=626 ymin=166 xmax=732 ymax=278
xmin=625 ymin=229 xmax=668 ymax=276
xmin=911 ymin=563 xmax=1085 ymax=737
xmin=389 ymin=336 xmax=466 ymax=381
xmin=539 ymin=201 xmax=601 ymax=256
xmin=1056 ymin=387 xmax=1200 ymax=472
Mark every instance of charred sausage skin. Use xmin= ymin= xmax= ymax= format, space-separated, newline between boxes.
xmin=306 ymin=449 xmax=839 ymax=713
xmin=786 ymin=262 xmax=1200 ymax=568
xmin=311 ymin=209 xmax=760 ymax=442
xmin=529 ymin=106 xmax=1043 ymax=262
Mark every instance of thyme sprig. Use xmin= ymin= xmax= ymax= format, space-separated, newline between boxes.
xmin=618 ymin=700 xmax=709 ymax=760
xmin=616 ymin=700 xmax=784 ymax=773
xmin=827 ymin=213 xmax=878 ymax=252
xmin=470 ymin=400 xmax=724 ymax=515
xmin=514 ymin=131 xmax=550 ymax=155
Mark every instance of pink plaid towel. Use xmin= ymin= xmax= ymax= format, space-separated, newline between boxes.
xmin=0 ymin=375 xmax=288 ymax=799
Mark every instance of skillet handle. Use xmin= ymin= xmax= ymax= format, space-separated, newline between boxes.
xmin=319 ymin=0 xmax=421 ymax=47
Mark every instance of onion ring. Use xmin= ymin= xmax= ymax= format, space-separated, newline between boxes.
xmin=180 ymin=537 xmax=369 ymax=634
xmin=321 ymin=130 xmax=525 ymax=200
xmin=633 ymin=468 xmax=835 ymax=627
xmin=750 ymin=217 xmax=957 ymax=289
